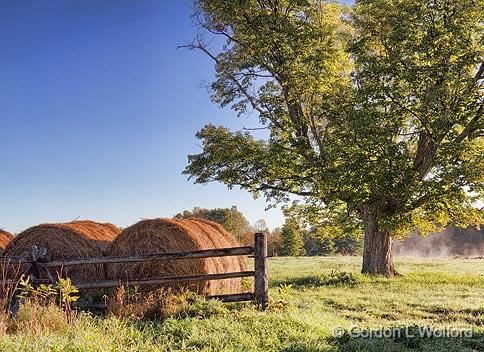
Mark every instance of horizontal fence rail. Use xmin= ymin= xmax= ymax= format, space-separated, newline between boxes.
xmin=1 ymin=233 xmax=269 ymax=310
xmin=0 ymin=256 xmax=32 ymax=264
xmin=207 ymin=292 xmax=254 ymax=303
xmin=75 ymin=271 xmax=255 ymax=290
xmin=75 ymin=292 xmax=255 ymax=310
xmin=42 ymin=246 xmax=254 ymax=268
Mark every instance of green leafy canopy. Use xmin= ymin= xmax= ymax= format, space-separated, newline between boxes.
xmin=184 ymin=0 xmax=484 ymax=237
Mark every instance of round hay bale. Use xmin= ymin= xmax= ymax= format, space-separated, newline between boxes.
xmin=191 ymin=219 xmax=249 ymax=272
xmin=0 ymin=229 xmax=13 ymax=255
xmin=105 ymin=218 xmax=249 ymax=296
xmin=3 ymin=220 xmax=121 ymax=283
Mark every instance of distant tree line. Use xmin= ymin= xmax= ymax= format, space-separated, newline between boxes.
xmin=175 ymin=206 xmax=484 ymax=258
xmin=175 ymin=206 xmax=362 ymax=257
xmin=174 ymin=206 xmax=252 ymax=240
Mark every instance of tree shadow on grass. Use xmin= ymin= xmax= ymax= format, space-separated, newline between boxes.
xmin=280 ymin=341 xmax=334 ymax=352
xmin=331 ymin=326 xmax=483 ymax=352
xmin=271 ymin=272 xmax=359 ymax=289
xmin=407 ymin=303 xmax=484 ymax=325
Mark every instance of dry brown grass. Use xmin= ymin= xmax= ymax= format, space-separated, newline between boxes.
xmin=107 ymin=286 xmax=192 ymax=320
xmin=6 ymin=301 xmax=71 ymax=335
xmin=107 ymin=286 xmax=229 ymax=321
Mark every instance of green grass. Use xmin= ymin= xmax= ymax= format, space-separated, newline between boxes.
xmin=0 ymin=256 xmax=483 ymax=351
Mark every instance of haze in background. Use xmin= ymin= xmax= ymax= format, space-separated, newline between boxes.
xmin=394 ymin=227 xmax=484 ymax=258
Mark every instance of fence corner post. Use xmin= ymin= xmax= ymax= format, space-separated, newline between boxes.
xmin=254 ymin=232 xmax=268 ymax=310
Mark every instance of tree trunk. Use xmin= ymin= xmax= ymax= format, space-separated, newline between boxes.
xmin=361 ymin=205 xmax=395 ymax=277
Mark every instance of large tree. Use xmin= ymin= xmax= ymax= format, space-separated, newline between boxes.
xmin=184 ymin=0 xmax=483 ymax=276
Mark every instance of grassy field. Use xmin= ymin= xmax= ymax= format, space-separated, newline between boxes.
xmin=0 ymin=256 xmax=482 ymax=351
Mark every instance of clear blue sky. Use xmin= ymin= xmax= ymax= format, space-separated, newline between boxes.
xmin=0 ymin=0 xmax=292 ymax=233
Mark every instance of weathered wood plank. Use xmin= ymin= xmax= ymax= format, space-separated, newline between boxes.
xmin=254 ymin=232 xmax=268 ymax=310
xmin=41 ymin=246 xmax=254 ymax=268
xmin=74 ymin=302 xmax=107 ymax=310
xmin=0 ymin=257 xmax=31 ymax=264
xmin=75 ymin=270 xmax=255 ymax=290
xmin=75 ymin=292 xmax=255 ymax=310
xmin=207 ymin=292 xmax=254 ymax=303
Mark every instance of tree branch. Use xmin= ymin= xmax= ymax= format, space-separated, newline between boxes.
xmin=455 ymin=103 xmax=483 ymax=143
xmin=179 ymin=39 xmax=285 ymax=132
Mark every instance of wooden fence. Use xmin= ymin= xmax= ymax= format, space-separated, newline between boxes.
xmin=2 ymin=232 xmax=269 ymax=310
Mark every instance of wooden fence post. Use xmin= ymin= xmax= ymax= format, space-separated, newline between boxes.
xmin=28 ymin=247 xmax=41 ymax=284
xmin=254 ymin=232 xmax=268 ymax=310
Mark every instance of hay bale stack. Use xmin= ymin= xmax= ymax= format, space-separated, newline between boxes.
xmin=3 ymin=220 xmax=121 ymax=283
xmin=105 ymin=218 xmax=249 ymax=296
xmin=0 ymin=229 xmax=13 ymax=255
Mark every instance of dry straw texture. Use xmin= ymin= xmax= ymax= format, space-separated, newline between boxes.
xmin=105 ymin=218 xmax=249 ymax=296
xmin=3 ymin=220 xmax=120 ymax=283
xmin=0 ymin=230 xmax=13 ymax=255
